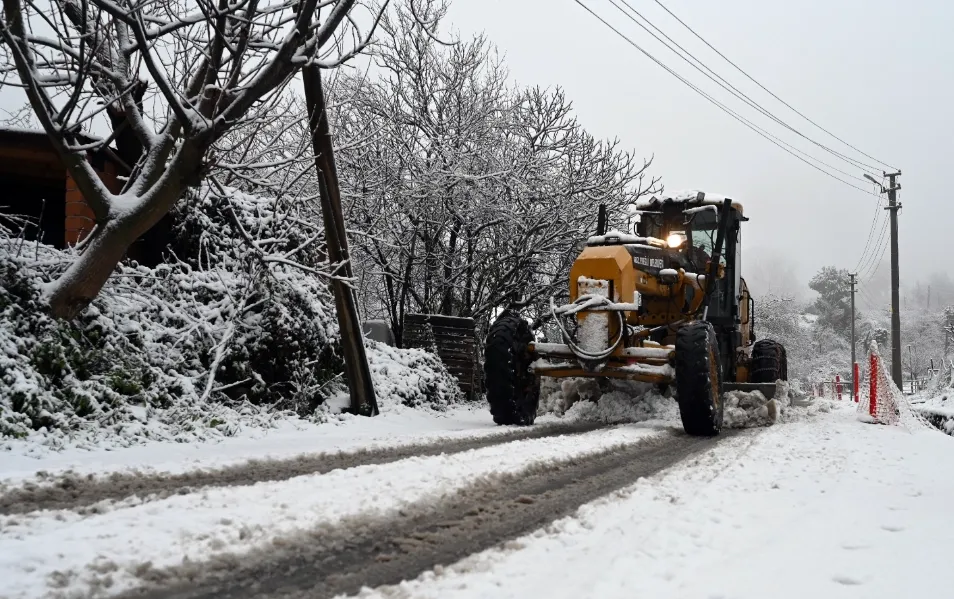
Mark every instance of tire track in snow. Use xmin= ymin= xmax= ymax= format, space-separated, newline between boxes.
xmin=116 ymin=430 xmax=734 ymax=599
xmin=1 ymin=423 xmax=666 ymax=599
xmin=0 ymin=421 xmax=607 ymax=515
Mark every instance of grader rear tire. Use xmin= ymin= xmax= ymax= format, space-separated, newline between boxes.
xmin=675 ymin=322 xmax=724 ymax=436
xmin=484 ymin=312 xmax=540 ymax=426
xmin=752 ymin=340 xmax=787 ymax=383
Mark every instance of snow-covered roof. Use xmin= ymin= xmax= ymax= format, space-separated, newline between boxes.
xmin=634 ymin=190 xmax=744 ymax=215
xmin=0 ymin=125 xmax=104 ymax=143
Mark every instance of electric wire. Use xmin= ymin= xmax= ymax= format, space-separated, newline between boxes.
xmin=649 ymin=0 xmax=897 ymax=172
xmin=860 ymin=229 xmax=890 ymax=285
xmin=859 ymin=286 xmax=881 ymax=311
xmin=859 ymin=189 xmax=899 ymax=282
xmin=574 ymin=0 xmax=898 ymax=292
xmin=572 ymin=0 xmax=882 ymax=198
xmin=857 ymin=220 xmax=889 ymax=281
xmin=608 ymin=0 xmax=879 ymax=182
xmin=851 ymin=183 xmax=886 ymax=273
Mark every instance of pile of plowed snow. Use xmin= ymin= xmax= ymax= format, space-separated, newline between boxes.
xmin=722 ymin=390 xmax=779 ymax=428
xmin=539 ymin=377 xmax=678 ymax=425
xmin=542 ymin=377 xmax=822 ymax=429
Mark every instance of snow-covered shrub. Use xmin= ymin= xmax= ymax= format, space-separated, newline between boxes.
xmin=360 ymin=341 xmax=463 ymax=410
xmin=0 ymin=185 xmax=463 ymax=447
xmin=0 ymin=250 xmax=212 ymax=441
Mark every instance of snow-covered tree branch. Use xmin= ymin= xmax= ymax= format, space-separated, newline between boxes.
xmin=0 ymin=0 xmax=386 ymax=318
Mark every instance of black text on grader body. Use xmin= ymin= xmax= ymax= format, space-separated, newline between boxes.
xmin=484 ymin=191 xmax=788 ymax=435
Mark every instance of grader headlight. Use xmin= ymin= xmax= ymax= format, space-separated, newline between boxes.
xmin=667 ymin=232 xmax=687 ymax=248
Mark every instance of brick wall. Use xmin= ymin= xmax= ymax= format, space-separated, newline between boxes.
xmin=64 ymin=159 xmax=120 ymax=246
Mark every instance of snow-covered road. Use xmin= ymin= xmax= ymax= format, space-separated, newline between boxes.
xmin=357 ymin=402 xmax=954 ymax=599
xmin=0 ymin=417 xmax=675 ymax=599
xmin=0 ymin=398 xmax=950 ymax=599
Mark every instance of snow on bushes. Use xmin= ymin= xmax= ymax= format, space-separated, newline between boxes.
xmin=0 ymin=186 xmax=463 ymax=450
xmin=359 ymin=341 xmax=463 ymax=410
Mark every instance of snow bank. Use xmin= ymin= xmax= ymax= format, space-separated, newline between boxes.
xmin=0 ymin=186 xmax=462 ymax=453
xmin=910 ymin=374 xmax=954 ymax=435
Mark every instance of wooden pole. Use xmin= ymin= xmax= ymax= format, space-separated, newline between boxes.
xmin=885 ymin=171 xmax=903 ymax=389
xmin=303 ymin=64 xmax=378 ymax=416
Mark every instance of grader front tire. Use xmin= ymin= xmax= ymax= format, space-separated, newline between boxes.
xmin=484 ymin=312 xmax=540 ymax=426
xmin=675 ymin=322 xmax=724 ymax=436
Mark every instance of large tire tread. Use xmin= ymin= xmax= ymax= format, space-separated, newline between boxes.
xmin=752 ymin=339 xmax=787 ymax=383
xmin=484 ymin=312 xmax=539 ymax=426
xmin=674 ymin=322 xmax=723 ymax=436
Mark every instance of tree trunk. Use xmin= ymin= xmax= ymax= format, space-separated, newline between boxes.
xmin=44 ymin=144 xmax=201 ymax=319
xmin=45 ymin=219 xmax=140 ymax=318
xmin=439 ymin=220 xmax=460 ymax=315
xmin=303 ymin=63 xmax=378 ymax=417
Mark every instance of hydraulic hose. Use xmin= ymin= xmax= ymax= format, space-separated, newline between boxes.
xmin=550 ymin=295 xmax=625 ymax=361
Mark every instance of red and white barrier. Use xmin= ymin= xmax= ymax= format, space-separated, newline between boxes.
xmin=858 ymin=342 xmax=911 ymax=426
xmin=853 ymin=362 xmax=860 ymax=403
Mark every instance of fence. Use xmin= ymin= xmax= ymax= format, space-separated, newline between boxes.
xmin=403 ymin=313 xmax=482 ymax=400
xmin=814 ymin=376 xmax=856 ymax=401
xmin=816 ymin=374 xmax=934 ymax=400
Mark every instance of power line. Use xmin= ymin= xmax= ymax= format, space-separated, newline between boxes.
xmin=852 ymin=194 xmax=886 ymax=274
xmin=859 ymin=286 xmax=881 ymax=311
xmin=574 ymin=0 xmax=895 ymax=290
xmin=608 ymin=0 xmax=880 ymax=182
xmin=859 ymin=224 xmax=890 ymax=284
xmin=571 ymin=0 xmax=881 ymax=198
xmin=858 ymin=220 xmax=889 ymax=281
xmin=649 ymin=0 xmax=897 ymax=172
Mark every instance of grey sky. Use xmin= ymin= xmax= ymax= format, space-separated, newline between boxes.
xmin=1 ymin=0 xmax=948 ymax=303
xmin=446 ymin=0 xmax=953 ymax=299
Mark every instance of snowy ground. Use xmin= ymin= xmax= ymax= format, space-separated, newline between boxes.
xmin=355 ymin=400 xmax=953 ymax=599
xmin=0 ymin=424 xmax=666 ymax=599
xmin=1 ymin=390 xmax=950 ymax=599
xmin=0 ymin=388 xmax=678 ymax=599
xmin=1 ymin=404 xmax=499 ymax=485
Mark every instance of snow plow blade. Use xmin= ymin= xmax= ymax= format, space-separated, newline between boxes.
xmin=723 ymin=382 xmax=778 ymax=400
xmin=528 ymin=342 xmax=675 ymax=384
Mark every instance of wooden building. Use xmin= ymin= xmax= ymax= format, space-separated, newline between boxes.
xmin=0 ymin=128 xmax=168 ymax=265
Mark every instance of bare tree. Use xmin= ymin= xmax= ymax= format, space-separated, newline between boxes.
xmin=333 ymin=1 xmax=658 ymax=343
xmin=158 ymin=0 xmax=660 ymax=346
xmin=0 ymin=0 xmax=386 ymax=318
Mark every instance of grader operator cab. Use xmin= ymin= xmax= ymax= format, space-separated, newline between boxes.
xmin=484 ymin=191 xmax=787 ymax=435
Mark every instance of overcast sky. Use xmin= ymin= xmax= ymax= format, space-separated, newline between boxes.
xmin=1 ymin=0 xmax=949 ymax=303
xmin=445 ymin=0 xmax=953 ymax=299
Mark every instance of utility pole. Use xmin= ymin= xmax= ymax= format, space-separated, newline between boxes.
xmin=885 ymin=171 xmax=903 ymax=389
xmin=849 ymin=272 xmax=857 ymax=373
xmin=303 ymin=64 xmax=378 ymax=416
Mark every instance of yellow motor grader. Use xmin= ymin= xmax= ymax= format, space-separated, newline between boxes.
xmin=484 ymin=191 xmax=787 ymax=435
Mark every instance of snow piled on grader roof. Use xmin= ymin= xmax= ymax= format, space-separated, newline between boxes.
xmin=634 ymin=189 xmax=742 ymax=212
